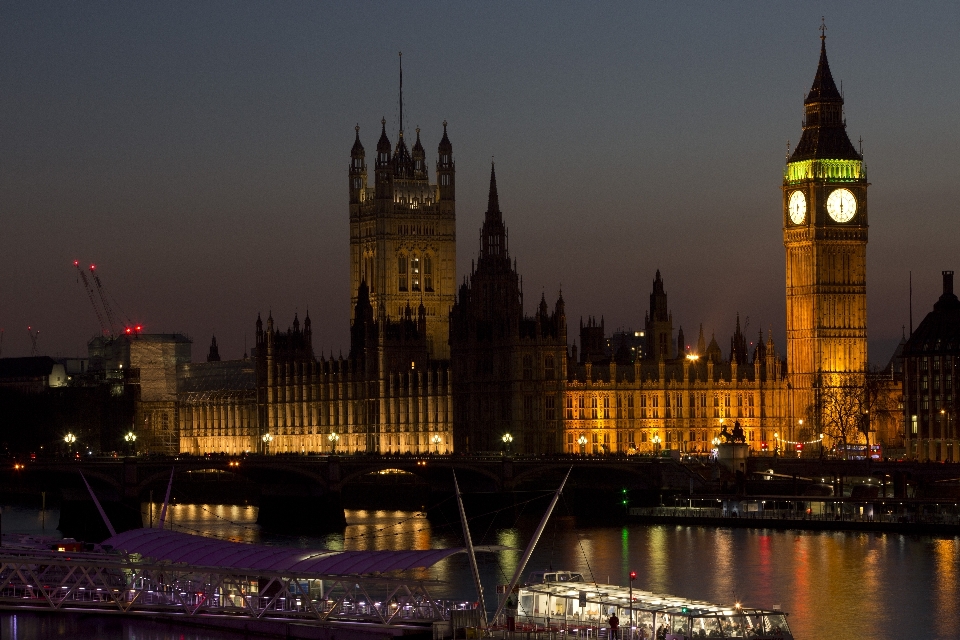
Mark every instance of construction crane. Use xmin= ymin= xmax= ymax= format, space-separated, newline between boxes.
xmin=74 ymin=260 xmax=110 ymax=336
xmin=88 ymin=264 xmax=120 ymax=336
xmin=27 ymin=326 xmax=39 ymax=356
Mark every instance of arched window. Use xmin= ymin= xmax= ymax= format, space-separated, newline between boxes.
xmin=398 ymin=255 xmax=408 ymax=291
xmin=544 ymin=355 xmax=555 ymax=380
xmin=424 ymin=255 xmax=433 ymax=291
xmin=411 ymin=255 xmax=421 ymax=291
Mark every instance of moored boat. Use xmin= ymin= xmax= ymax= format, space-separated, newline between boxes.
xmin=501 ymin=573 xmax=792 ymax=640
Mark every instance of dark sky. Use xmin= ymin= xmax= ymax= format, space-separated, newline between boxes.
xmin=2 ymin=2 xmax=959 ymax=365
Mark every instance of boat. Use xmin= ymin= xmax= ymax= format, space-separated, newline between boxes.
xmin=500 ymin=571 xmax=793 ymax=640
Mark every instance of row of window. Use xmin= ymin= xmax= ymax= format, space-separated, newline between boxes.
xmin=564 ymin=428 xmax=762 ymax=445
xmin=398 ymin=254 xmax=433 ymax=292
xmin=563 ymin=393 xmax=763 ymax=419
xmin=522 ymin=355 xmax=557 ymax=380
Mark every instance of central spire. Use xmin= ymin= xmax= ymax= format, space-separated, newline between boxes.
xmin=480 ymin=162 xmax=507 ymax=260
xmin=398 ymin=51 xmax=404 ymax=137
xmin=486 ymin=161 xmax=501 ymax=219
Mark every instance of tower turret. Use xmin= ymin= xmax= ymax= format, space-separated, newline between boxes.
xmin=437 ymin=121 xmax=455 ymax=205
xmin=412 ymin=127 xmax=427 ymax=180
xmin=375 ymin=118 xmax=392 ymax=200
xmin=349 ymin=125 xmax=367 ymax=204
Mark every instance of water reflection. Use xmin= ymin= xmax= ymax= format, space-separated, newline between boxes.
xmin=0 ymin=503 xmax=957 ymax=640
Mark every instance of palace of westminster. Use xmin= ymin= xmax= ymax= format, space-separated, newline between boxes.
xmin=113 ymin=37 xmax=956 ymax=462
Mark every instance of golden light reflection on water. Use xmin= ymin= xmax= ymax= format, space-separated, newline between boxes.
xmin=933 ymin=538 xmax=959 ymax=639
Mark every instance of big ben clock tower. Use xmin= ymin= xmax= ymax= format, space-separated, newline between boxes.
xmin=783 ymin=28 xmax=868 ymax=430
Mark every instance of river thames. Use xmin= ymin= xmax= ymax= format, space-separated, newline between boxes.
xmin=0 ymin=503 xmax=957 ymax=640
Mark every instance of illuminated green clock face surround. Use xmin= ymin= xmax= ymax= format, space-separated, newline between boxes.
xmin=827 ymin=188 xmax=857 ymax=222
xmin=788 ymin=190 xmax=806 ymax=224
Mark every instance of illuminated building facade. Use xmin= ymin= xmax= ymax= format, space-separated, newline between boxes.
xmin=349 ymin=121 xmax=456 ymax=360
xmin=179 ymin=306 xmax=453 ymax=456
xmin=562 ymin=275 xmax=789 ymax=455
xmin=783 ymin=35 xmax=869 ymax=431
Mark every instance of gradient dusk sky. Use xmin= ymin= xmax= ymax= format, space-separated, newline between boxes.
xmin=2 ymin=2 xmax=958 ymax=365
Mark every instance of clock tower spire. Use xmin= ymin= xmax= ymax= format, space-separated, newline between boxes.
xmin=783 ymin=28 xmax=868 ymax=441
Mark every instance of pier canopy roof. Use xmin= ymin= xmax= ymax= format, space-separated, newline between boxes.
xmin=104 ymin=529 xmax=498 ymax=576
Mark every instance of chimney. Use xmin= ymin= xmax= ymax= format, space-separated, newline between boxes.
xmin=944 ymin=271 xmax=955 ymax=297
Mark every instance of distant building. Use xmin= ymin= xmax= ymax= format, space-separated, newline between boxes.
xmin=902 ymin=271 xmax=960 ymax=461
xmin=88 ymin=333 xmax=192 ymax=455
xmin=0 ymin=357 xmax=67 ymax=393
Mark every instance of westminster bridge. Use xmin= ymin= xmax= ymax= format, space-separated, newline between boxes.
xmin=1 ymin=454 xmax=958 ymax=539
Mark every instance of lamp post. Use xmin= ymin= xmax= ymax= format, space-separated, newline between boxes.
xmin=64 ymin=433 xmax=77 ymax=456
xmin=124 ymin=431 xmax=137 ymax=456
xmin=773 ymin=432 xmax=779 ymax=457
xmin=652 ymin=434 xmax=661 ymax=457
xmin=501 ymin=433 xmax=513 ymax=456
xmin=628 ymin=570 xmax=637 ymax=629
xmin=261 ymin=432 xmax=273 ymax=455
xmin=327 ymin=431 xmax=340 ymax=454
xmin=578 ymin=434 xmax=587 ymax=457
xmin=431 ymin=433 xmax=442 ymax=454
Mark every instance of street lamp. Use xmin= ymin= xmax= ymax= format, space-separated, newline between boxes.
xmin=502 ymin=433 xmax=513 ymax=455
xmin=652 ymin=434 xmax=661 ymax=456
xmin=327 ymin=431 xmax=340 ymax=454
xmin=261 ymin=432 xmax=273 ymax=455
xmin=124 ymin=431 xmax=137 ymax=455
xmin=577 ymin=434 xmax=587 ymax=456
xmin=431 ymin=433 xmax=442 ymax=454
xmin=628 ymin=570 xmax=637 ymax=628
xmin=773 ymin=432 xmax=779 ymax=456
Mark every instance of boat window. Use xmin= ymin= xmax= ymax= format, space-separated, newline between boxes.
xmin=571 ymin=573 xmax=584 ymax=581
xmin=762 ymin=614 xmax=790 ymax=636
xmin=519 ymin=594 xmax=533 ymax=614
xmin=692 ymin=616 xmax=723 ymax=636
xmin=544 ymin=573 xmax=557 ymax=582
xmin=527 ymin=572 xmax=544 ymax=583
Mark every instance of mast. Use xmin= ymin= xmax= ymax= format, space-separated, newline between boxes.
xmin=491 ymin=467 xmax=572 ymax=625
xmin=454 ymin=471 xmax=486 ymax=626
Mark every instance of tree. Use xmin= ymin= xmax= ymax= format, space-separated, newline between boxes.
xmin=818 ymin=373 xmax=866 ymax=459
xmin=813 ymin=368 xmax=901 ymax=459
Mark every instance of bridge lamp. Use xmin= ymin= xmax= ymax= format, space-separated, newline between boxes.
xmin=652 ymin=434 xmax=661 ymax=455
xmin=431 ymin=434 xmax=442 ymax=454
xmin=261 ymin=432 xmax=273 ymax=454
xmin=577 ymin=434 xmax=587 ymax=456
xmin=124 ymin=431 xmax=136 ymax=443
xmin=501 ymin=433 xmax=513 ymax=455
xmin=64 ymin=433 xmax=77 ymax=445
xmin=328 ymin=432 xmax=340 ymax=453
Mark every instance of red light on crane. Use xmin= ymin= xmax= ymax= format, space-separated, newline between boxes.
xmin=125 ymin=327 xmax=132 ymax=334
xmin=135 ymin=325 xmax=142 ymax=332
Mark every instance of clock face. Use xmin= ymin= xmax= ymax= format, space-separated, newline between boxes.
xmin=788 ymin=190 xmax=806 ymax=224
xmin=827 ymin=188 xmax=857 ymax=223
